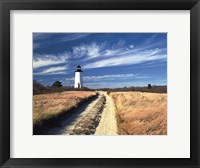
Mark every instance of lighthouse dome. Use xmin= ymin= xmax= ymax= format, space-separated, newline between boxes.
xmin=75 ymin=65 xmax=83 ymax=72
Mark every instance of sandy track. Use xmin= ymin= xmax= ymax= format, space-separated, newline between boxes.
xmin=95 ymin=92 xmax=118 ymax=135
xmin=47 ymin=91 xmax=118 ymax=135
xmin=47 ymin=94 xmax=101 ymax=135
xmin=70 ymin=94 xmax=105 ymax=135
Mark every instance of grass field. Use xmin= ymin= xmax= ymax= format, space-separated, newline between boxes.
xmin=110 ymin=92 xmax=167 ymax=135
xmin=33 ymin=91 xmax=96 ymax=125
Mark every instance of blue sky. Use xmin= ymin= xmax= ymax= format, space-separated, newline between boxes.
xmin=33 ymin=33 xmax=167 ymax=89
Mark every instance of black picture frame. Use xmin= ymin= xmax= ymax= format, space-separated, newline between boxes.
xmin=0 ymin=0 xmax=200 ymax=167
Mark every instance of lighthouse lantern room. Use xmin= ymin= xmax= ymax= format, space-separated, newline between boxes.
xmin=74 ymin=65 xmax=83 ymax=88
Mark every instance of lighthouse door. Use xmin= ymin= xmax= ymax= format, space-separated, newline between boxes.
xmin=78 ymin=83 xmax=80 ymax=89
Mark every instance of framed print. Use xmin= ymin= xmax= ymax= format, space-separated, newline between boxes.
xmin=32 ymin=32 xmax=168 ymax=136
xmin=0 ymin=0 xmax=200 ymax=168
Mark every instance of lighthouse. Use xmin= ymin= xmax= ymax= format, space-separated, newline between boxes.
xmin=74 ymin=65 xmax=83 ymax=88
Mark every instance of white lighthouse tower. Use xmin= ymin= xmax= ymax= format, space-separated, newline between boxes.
xmin=74 ymin=65 xmax=83 ymax=88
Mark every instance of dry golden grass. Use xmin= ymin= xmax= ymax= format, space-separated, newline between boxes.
xmin=110 ymin=92 xmax=167 ymax=135
xmin=33 ymin=91 xmax=96 ymax=125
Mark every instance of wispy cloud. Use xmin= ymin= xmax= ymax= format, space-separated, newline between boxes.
xmin=33 ymin=33 xmax=53 ymax=49
xmin=129 ymin=44 xmax=134 ymax=49
xmin=33 ymin=33 xmax=91 ymax=49
xmin=66 ymin=73 xmax=150 ymax=82
xmin=84 ymin=50 xmax=166 ymax=69
xmin=72 ymin=42 xmax=106 ymax=59
xmin=63 ymin=40 xmax=127 ymax=59
xmin=33 ymin=53 xmax=69 ymax=69
xmin=84 ymin=81 xmax=153 ymax=89
xmin=84 ymin=74 xmax=138 ymax=81
xmin=34 ymin=65 xmax=68 ymax=75
xmin=144 ymin=34 xmax=158 ymax=45
xmin=57 ymin=39 xmax=167 ymax=70
xmin=58 ymin=33 xmax=90 ymax=43
xmin=33 ymin=40 xmax=166 ymax=70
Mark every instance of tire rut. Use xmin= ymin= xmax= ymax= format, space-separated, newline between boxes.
xmin=70 ymin=95 xmax=106 ymax=135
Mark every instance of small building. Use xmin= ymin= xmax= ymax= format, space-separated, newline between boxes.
xmin=74 ymin=65 xmax=83 ymax=88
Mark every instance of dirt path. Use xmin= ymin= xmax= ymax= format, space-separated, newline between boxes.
xmin=47 ymin=94 xmax=101 ymax=135
xmin=70 ymin=94 xmax=105 ymax=135
xmin=47 ymin=91 xmax=118 ymax=135
xmin=95 ymin=92 xmax=118 ymax=135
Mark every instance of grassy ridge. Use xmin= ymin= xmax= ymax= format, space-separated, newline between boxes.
xmin=33 ymin=91 xmax=97 ymax=134
xmin=110 ymin=92 xmax=167 ymax=135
